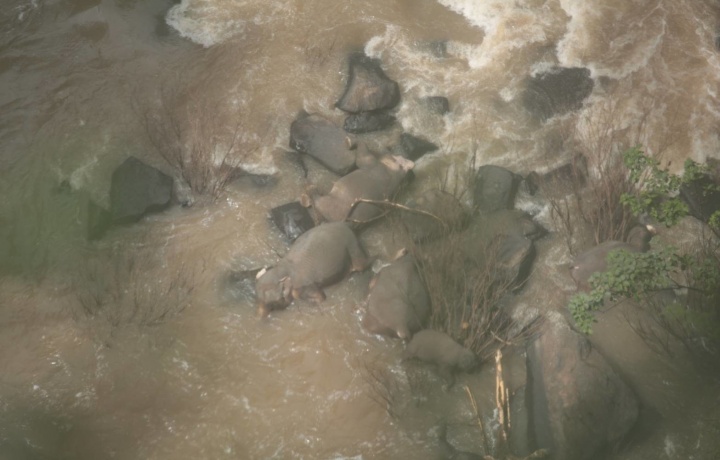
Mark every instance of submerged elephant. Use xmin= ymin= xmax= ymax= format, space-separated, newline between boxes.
xmin=255 ymin=222 xmax=370 ymax=317
xmin=570 ymin=224 xmax=655 ymax=290
xmin=362 ymin=249 xmax=431 ymax=340
xmin=306 ymin=147 xmax=414 ymax=224
xmin=402 ymin=329 xmax=478 ymax=385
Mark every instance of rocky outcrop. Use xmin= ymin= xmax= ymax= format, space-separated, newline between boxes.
xmin=473 ymin=165 xmax=521 ymax=214
xmin=289 ymin=111 xmax=357 ymax=176
xmin=109 ymin=156 xmax=173 ymax=224
xmin=527 ymin=311 xmax=639 ymax=460
xmin=397 ymin=133 xmax=439 ymax=161
xmin=336 ymin=53 xmax=400 ymax=113
xmin=463 ymin=210 xmax=544 ymax=286
xmin=270 ymin=202 xmax=315 ymax=242
xmin=522 ymin=67 xmax=594 ymax=121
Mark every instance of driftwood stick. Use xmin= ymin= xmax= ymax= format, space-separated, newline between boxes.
xmin=344 ymin=198 xmax=448 ymax=228
xmin=463 ymin=385 xmax=490 ymax=454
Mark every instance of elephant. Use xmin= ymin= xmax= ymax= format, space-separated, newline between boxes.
xmin=570 ymin=224 xmax=655 ymax=290
xmin=402 ymin=329 xmax=478 ymax=385
xmin=255 ymin=222 xmax=370 ymax=317
xmin=306 ymin=148 xmax=414 ymax=225
xmin=436 ymin=424 xmax=483 ymax=460
xmin=362 ymin=249 xmax=431 ymax=340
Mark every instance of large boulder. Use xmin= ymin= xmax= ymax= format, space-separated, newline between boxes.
xmin=463 ymin=210 xmax=543 ymax=286
xmin=289 ymin=111 xmax=357 ymax=176
xmin=335 ymin=53 xmax=401 ymax=113
xmin=527 ymin=311 xmax=639 ymax=460
xmin=109 ymin=157 xmax=173 ymax=224
xmin=473 ymin=165 xmax=521 ymax=214
xmin=522 ymin=67 xmax=594 ymax=121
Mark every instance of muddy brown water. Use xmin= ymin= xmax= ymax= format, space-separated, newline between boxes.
xmin=1 ymin=0 xmax=720 ymax=458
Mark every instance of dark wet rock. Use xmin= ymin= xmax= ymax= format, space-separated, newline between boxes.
xmin=336 ymin=53 xmax=400 ymax=113
xmin=270 ymin=202 xmax=315 ymax=242
xmin=343 ymin=112 xmax=396 ymax=134
xmin=527 ymin=311 xmax=639 ymax=460
xmin=400 ymin=189 xmax=468 ymax=242
xmin=363 ymin=251 xmax=430 ymax=339
xmin=109 ymin=156 xmax=173 ymax=224
xmin=522 ymin=67 xmax=594 ymax=121
xmin=679 ymin=171 xmax=720 ymax=224
xmin=463 ymin=210 xmax=543 ymax=286
xmin=570 ymin=225 xmax=654 ymax=290
xmin=223 ymin=267 xmax=263 ymax=303
xmin=289 ymin=111 xmax=357 ymax=176
xmin=402 ymin=329 xmax=478 ymax=385
xmin=397 ymin=133 xmax=439 ymax=161
xmin=421 ymin=96 xmax=450 ymax=115
xmin=428 ymin=40 xmax=448 ymax=58
xmin=473 ymin=165 xmax=521 ymax=213
xmin=87 ymin=200 xmax=111 ymax=241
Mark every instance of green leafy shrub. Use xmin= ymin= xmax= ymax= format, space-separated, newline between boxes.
xmin=568 ymin=146 xmax=720 ymax=367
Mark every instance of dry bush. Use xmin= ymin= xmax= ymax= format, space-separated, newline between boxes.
xmin=412 ymin=232 xmax=520 ymax=364
xmin=361 ymin=360 xmax=405 ymax=420
xmin=139 ymin=81 xmax=248 ymax=200
xmin=72 ymin=250 xmax=196 ymax=330
xmin=544 ymin=99 xmax=677 ymax=252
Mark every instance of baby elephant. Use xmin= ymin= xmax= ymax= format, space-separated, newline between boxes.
xmin=362 ymin=250 xmax=430 ymax=340
xmin=309 ymin=147 xmax=414 ymax=224
xmin=402 ymin=329 xmax=478 ymax=386
xmin=255 ymin=222 xmax=370 ymax=317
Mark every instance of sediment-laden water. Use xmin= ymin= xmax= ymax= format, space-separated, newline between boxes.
xmin=1 ymin=0 xmax=719 ymax=459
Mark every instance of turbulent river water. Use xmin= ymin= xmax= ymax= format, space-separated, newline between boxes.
xmin=1 ymin=0 xmax=720 ymax=459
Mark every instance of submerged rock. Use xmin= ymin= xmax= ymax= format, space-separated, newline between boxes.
xmin=109 ymin=156 xmax=173 ymax=224
xmin=421 ymin=96 xmax=450 ymax=115
xmin=343 ymin=112 xmax=396 ymax=134
xmin=522 ymin=67 xmax=594 ymax=121
xmin=336 ymin=52 xmax=400 ymax=113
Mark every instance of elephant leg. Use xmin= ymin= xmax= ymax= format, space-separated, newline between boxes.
xmin=348 ymin=242 xmax=371 ymax=272
xmin=294 ymin=285 xmax=326 ymax=304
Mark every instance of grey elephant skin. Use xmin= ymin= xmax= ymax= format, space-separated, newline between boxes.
xmin=362 ymin=252 xmax=431 ymax=339
xmin=570 ymin=225 xmax=654 ymax=290
xmin=402 ymin=330 xmax=478 ymax=381
xmin=255 ymin=222 xmax=370 ymax=317
xmin=313 ymin=149 xmax=414 ymax=224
